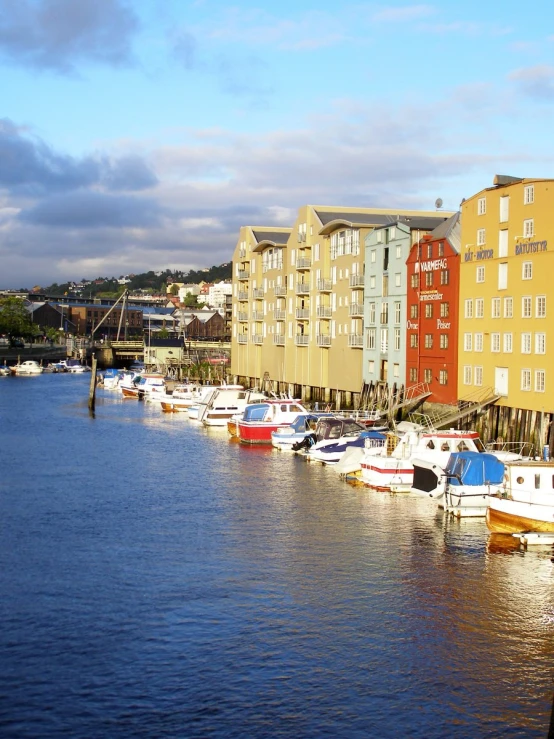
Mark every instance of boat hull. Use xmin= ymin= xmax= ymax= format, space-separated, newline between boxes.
xmin=239 ymin=422 xmax=284 ymax=444
xmin=486 ymin=497 xmax=554 ymax=534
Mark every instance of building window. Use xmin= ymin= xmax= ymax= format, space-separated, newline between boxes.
xmin=410 ymin=333 xmax=418 ymax=348
xmin=536 ymin=295 xmax=546 ymax=318
xmin=464 ymin=365 xmax=472 ymax=385
xmin=491 ymin=297 xmax=500 ymax=318
xmin=371 ymin=249 xmax=376 ymax=263
xmin=504 ymin=297 xmax=513 ymax=318
xmin=477 ymin=228 xmax=486 ymax=246
xmin=367 ymin=328 xmax=376 ymax=350
xmin=393 ymin=363 xmax=400 ymax=378
xmin=500 ymin=196 xmax=510 ymax=222
xmin=411 ymin=274 xmax=419 ymax=288
xmin=396 ymin=245 xmax=402 ymax=259
xmin=425 ymin=303 xmax=433 ymax=318
xmin=425 ymin=272 xmax=433 ymax=287
xmin=477 ymin=197 xmax=486 ymax=215
xmin=503 ymin=333 xmax=513 ymax=353
xmin=465 ymin=299 xmax=473 ymax=319
xmin=380 ymin=303 xmax=389 ymax=324
xmin=522 ymin=262 xmax=532 ymax=280
xmin=439 ymin=370 xmax=448 ymax=385
xmin=524 ymin=185 xmax=534 ymax=205
xmin=438 ymin=242 xmax=444 ymax=257
xmin=410 ymin=304 xmax=418 ymax=319
xmin=368 ymin=360 xmax=375 ymax=373
xmin=440 ymin=334 xmax=449 ymax=349
xmin=474 ymin=366 xmax=483 ymax=386
xmin=464 ymin=333 xmax=472 ymax=351
xmin=369 ymin=275 xmax=376 ymax=289
xmin=369 ymin=303 xmax=376 ymax=324
xmin=394 ymin=302 xmax=401 ymax=324
xmin=424 ymin=368 xmax=432 ymax=383
xmin=382 ymin=275 xmax=389 ymax=296
xmin=476 ymin=266 xmax=485 ymax=283
xmin=424 ymin=334 xmax=433 ymax=349
xmin=535 ymin=370 xmax=545 ymax=393
xmin=491 ymin=333 xmax=500 ymax=352
xmin=426 ymin=243 xmax=432 ymax=259
xmin=522 ymin=296 xmax=532 ymax=318
xmin=440 ymin=302 xmax=449 ymax=317
xmin=394 ymin=328 xmax=401 ymax=351
xmin=535 ymin=333 xmax=546 ymax=354
xmin=498 ymin=263 xmax=508 ymax=290
xmin=380 ymin=328 xmax=388 ymax=353
xmin=475 ymin=333 xmax=484 ymax=352
xmin=475 ymin=298 xmax=484 ymax=318
xmin=410 ymin=367 xmax=418 ymax=382
xmin=440 ymin=270 xmax=449 ymax=285
xmin=521 ymin=369 xmax=531 ymax=391
xmin=523 ymin=219 xmax=534 ymax=238
xmin=394 ymin=273 xmax=401 ymax=287
xmin=521 ymin=333 xmax=531 ymax=354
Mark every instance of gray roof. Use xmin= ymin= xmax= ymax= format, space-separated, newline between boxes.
xmin=315 ymin=210 xmax=399 ymax=227
xmin=370 ymin=215 xmax=451 ymax=232
xmin=251 ymin=229 xmax=291 ymax=246
xmin=429 ymin=211 xmax=461 ymax=254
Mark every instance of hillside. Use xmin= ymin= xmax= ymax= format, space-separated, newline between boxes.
xmin=40 ymin=264 xmax=232 ymax=299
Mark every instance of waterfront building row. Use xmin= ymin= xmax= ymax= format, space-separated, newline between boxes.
xmin=230 ymin=176 xmax=554 ymax=418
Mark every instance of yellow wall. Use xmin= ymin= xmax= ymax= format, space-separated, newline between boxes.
xmin=458 ymin=178 xmax=554 ymax=411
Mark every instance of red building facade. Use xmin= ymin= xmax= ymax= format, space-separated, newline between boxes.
xmin=405 ymin=213 xmax=460 ymax=405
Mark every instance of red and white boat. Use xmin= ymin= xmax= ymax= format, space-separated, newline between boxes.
xmin=237 ymin=399 xmax=307 ymax=445
xmin=120 ymin=373 xmax=166 ymax=400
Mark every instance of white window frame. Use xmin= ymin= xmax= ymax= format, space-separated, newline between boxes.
xmin=491 ymin=333 xmax=500 ymax=352
xmin=477 ymin=197 xmax=486 ymax=215
xmin=522 ymin=261 xmax=532 ymax=280
xmin=522 ymin=296 xmax=532 ymax=318
xmin=523 ymin=218 xmax=534 ymax=238
xmin=464 ymin=333 xmax=473 ymax=352
xmin=474 ymin=333 xmax=483 ymax=352
xmin=524 ymin=184 xmax=534 ymax=205
xmin=521 ymin=369 xmax=531 ymax=391
xmin=463 ymin=365 xmax=472 ymax=385
xmin=535 ymin=333 xmax=546 ymax=354
xmin=503 ymin=333 xmax=513 ymax=353
xmin=492 ymin=297 xmax=500 ymax=318
xmin=464 ymin=299 xmax=473 ymax=319
xmin=536 ymin=295 xmax=546 ymax=318
xmin=535 ymin=369 xmax=545 ymax=393
xmin=504 ymin=297 xmax=513 ymax=318
xmin=475 ymin=298 xmax=484 ymax=318
xmin=474 ymin=366 xmax=483 ymax=387
xmin=476 ymin=266 xmax=485 ymax=283
xmin=477 ymin=228 xmax=486 ymax=246
xmin=521 ymin=333 xmax=531 ymax=354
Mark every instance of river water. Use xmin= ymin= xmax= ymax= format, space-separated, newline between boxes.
xmin=0 ymin=375 xmax=553 ymax=738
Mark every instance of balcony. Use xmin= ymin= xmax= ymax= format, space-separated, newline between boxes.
xmin=296 ymin=257 xmax=312 ymax=270
xmin=317 ymin=306 xmax=332 ymax=318
xmin=317 ymin=334 xmax=331 ymax=347
xmin=273 ymin=334 xmax=285 ymax=345
xmin=348 ymin=334 xmax=364 ymax=348
xmin=274 ymin=285 xmax=287 ymax=296
xmin=238 ymin=312 xmax=248 ymax=322
xmin=238 ymin=270 xmax=250 ymax=281
xmin=252 ymin=334 xmax=264 ymax=344
xmin=238 ymin=290 xmax=249 ymax=301
xmin=295 ymin=283 xmax=310 ymax=295
xmin=295 ymin=308 xmax=310 ymax=320
xmin=252 ymin=288 xmax=264 ymax=298
xmin=237 ymin=335 xmax=248 ymax=344
xmin=251 ymin=310 xmax=265 ymax=321
xmin=349 ymin=303 xmax=364 ymax=317
xmin=295 ymin=335 xmax=309 ymax=346
xmin=275 ymin=310 xmax=286 ymax=321
xmin=317 ymin=279 xmax=332 ymax=292
xmin=349 ymin=274 xmax=365 ymax=288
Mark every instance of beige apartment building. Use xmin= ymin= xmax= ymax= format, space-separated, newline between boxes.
xmin=231 ymin=206 xmax=448 ymax=406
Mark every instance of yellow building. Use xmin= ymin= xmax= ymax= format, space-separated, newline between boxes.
xmin=231 ymin=205 xmax=448 ymax=406
xmin=458 ymin=176 xmax=554 ymax=412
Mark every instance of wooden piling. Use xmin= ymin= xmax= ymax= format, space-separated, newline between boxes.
xmin=88 ymin=355 xmax=98 ymax=412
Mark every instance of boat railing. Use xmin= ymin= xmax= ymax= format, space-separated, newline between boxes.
xmin=485 ymin=440 xmax=536 ymax=459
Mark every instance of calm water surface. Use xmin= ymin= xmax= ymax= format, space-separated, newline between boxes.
xmin=1 ymin=375 xmax=553 ymax=738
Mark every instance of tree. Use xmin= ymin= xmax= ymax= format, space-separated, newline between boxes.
xmin=0 ymin=297 xmax=35 ymax=340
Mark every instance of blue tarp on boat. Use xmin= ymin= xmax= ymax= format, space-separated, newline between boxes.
xmin=445 ymin=451 xmax=505 ymax=486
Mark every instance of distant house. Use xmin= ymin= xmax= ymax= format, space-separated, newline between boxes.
xmin=27 ymin=302 xmax=77 ymax=334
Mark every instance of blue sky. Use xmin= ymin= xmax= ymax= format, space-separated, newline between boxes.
xmin=1 ymin=0 xmax=553 ymax=287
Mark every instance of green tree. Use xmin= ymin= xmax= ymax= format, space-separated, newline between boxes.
xmin=0 ymin=297 xmax=35 ymax=340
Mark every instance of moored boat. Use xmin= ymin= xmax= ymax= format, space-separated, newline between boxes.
xmin=120 ymin=373 xmax=166 ymax=400
xmin=486 ymin=460 xmax=554 ymax=534
xmin=237 ymin=399 xmax=307 ymax=444
xmin=10 ymin=360 xmax=44 ymax=376
xmin=202 ymin=387 xmax=266 ymax=427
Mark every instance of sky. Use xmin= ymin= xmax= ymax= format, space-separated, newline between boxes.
xmin=0 ymin=0 xmax=553 ymax=288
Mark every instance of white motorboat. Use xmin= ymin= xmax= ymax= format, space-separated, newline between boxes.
xmin=486 ymin=459 xmax=554 ymax=534
xmin=120 ymin=372 xmax=167 ymax=400
xmin=158 ymin=384 xmax=204 ymax=412
xmin=201 ymin=387 xmax=266 ymax=427
xmin=271 ymin=413 xmax=334 ymax=451
xmin=10 ymin=360 xmax=44 ymax=376
xmin=302 ymin=417 xmax=386 ymax=465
